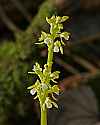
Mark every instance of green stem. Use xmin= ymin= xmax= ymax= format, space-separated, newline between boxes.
xmin=40 ymin=33 xmax=54 ymax=125
xmin=47 ymin=42 xmax=54 ymax=72
xmin=41 ymin=108 xmax=47 ymax=125
xmin=40 ymin=40 xmax=54 ymax=125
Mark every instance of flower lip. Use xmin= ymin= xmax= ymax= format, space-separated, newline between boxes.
xmin=54 ymin=46 xmax=59 ymax=52
xmin=30 ymin=88 xmax=36 ymax=95
xmin=45 ymin=97 xmax=52 ymax=108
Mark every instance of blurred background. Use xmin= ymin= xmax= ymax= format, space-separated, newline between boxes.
xmin=0 ymin=0 xmax=100 ymax=125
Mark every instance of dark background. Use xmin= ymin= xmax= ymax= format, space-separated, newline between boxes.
xmin=0 ymin=0 xmax=100 ymax=125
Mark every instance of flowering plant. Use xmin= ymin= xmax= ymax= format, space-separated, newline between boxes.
xmin=28 ymin=16 xmax=70 ymax=125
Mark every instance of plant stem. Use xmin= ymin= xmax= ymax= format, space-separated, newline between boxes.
xmin=41 ymin=108 xmax=47 ymax=125
xmin=47 ymin=42 xmax=54 ymax=72
xmin=40 ymin=40 xmax=54 ymax=125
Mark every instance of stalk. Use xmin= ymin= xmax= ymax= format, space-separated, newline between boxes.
xmin=41 ymin=41 xmax=54 ymax=125
xmin=47 ymin=41 xmax=54 ymax=72
xmin=41 ymin=108 xmax=47 ymax=125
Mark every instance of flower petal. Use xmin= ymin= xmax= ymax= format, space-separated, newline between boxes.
xmin=54 ymin=46 xmax=59 ymax=52
xmin=30 ymin=88 xmax=36 ymax=95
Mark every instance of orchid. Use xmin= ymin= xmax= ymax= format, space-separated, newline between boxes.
xmin=27 ymin=15 xmax=70 ymax=125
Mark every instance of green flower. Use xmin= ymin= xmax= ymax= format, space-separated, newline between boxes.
xmin=54 ymin=46 xmax=59 ymax=53
xmin=60 ymin=32 xmax=70 ymax=40
xmin=45 ymin=97 xmax=58 ymax=109
xmin=44 ymin=38 xmax=53 ymax=45
xmin=49 ymin=85 xmax=60 ymax=95
xmin=28 ymin=16 xmax=70 ymax=113
xmin=54 ymin=40 xmax=64 ymax=54
xmin=50 ymin=71 xmax=60 ymax=83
